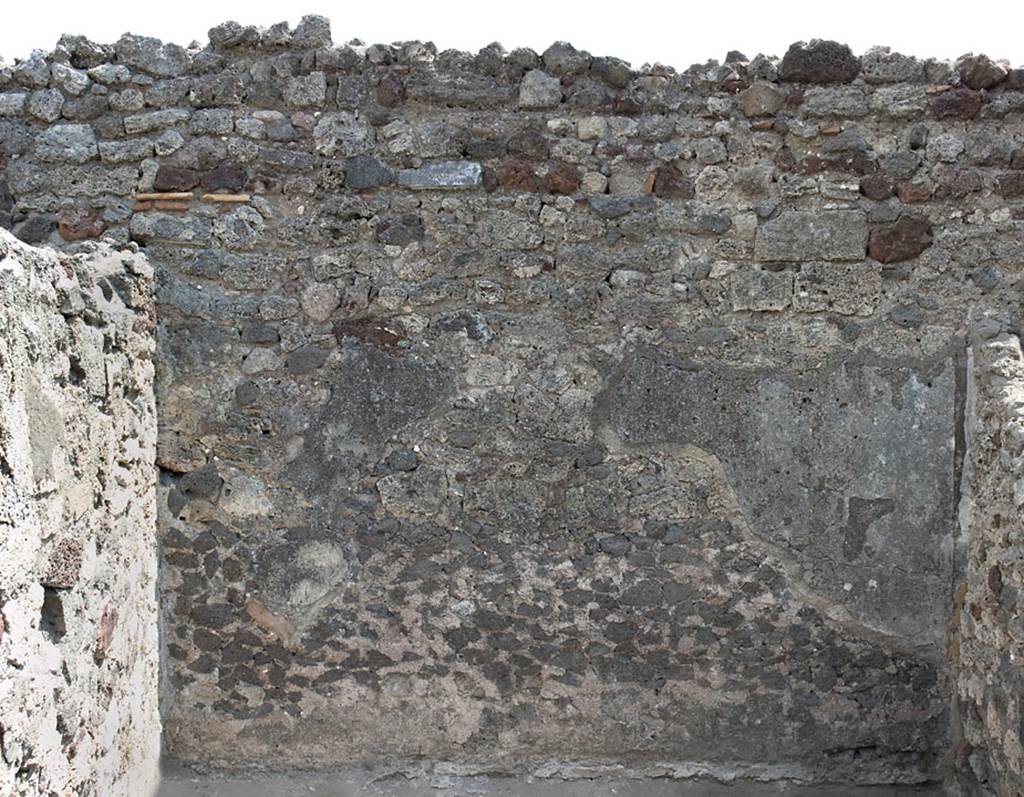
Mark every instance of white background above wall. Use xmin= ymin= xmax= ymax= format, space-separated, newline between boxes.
xmin=2 ymin=0 xmax=1022 ymax=69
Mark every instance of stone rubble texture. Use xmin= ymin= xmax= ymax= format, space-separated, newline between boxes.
xmin=0 ymin=19 xmax=1023 ymax=795
xmin=0 ymin=230 xmax=160 ymax=796
xmin=956 ymin=328 xmax=1024 ymax=797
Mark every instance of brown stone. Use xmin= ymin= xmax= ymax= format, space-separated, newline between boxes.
xmin=896 ymin=180 xmax=932 ymax=204
xmin=868 ymin=215 xmax=933 ymax=263
xmin=930 ymin=88 xmax=983 ymax=120
xmin=201 ymin=164 xmax=247 ymax=192
xmin=956 ymin=54 xmax=1007 ymax=90
xmin=334 ymin=317 xmax=406 ymax=348
xmin=498 ymin=159 xmax=540 ymax=192
xmin=994 ymin=172 xmax=1024 ymax=198
xmin=651 ymin=164 xmax=694 ymax=199
xmin=153 ymin=165 xmax=201 ymax=192
xmin=541 ymin=161 xmax=580 ymax=195
xmin=58 ymin=207 xmax=105 ymax=241
xmin=377 ymin=71 xmax=406 ymax=107
xmin=859 ymin=174 xmax=894 ymax=201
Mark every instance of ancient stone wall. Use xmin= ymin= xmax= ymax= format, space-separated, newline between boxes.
xmin=2 ymin=19 xmax=1023 ymax=789
xmin=956 ymin=325 xmax=1024 ymax=796
xmin=0 ymin=230 xmax=159 ymax=797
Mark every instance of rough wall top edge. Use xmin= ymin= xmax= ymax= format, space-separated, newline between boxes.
xmin=2 ymin=15 xmax=1022 ymax=92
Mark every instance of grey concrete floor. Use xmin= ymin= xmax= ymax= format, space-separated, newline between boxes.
xmin=158 ymin=767 xmax=947 ymax=797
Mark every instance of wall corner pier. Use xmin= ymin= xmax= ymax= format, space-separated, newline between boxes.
xmin=0 ymin=229 xmax=160 ymax=797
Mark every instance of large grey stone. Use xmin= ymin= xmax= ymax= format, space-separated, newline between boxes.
xmin=754 ymin=211 xmax=867 ymax=262
xmin=519 ymin=69 xmax=562 ymax=109
xmin=312 ymin=112 xmax=372 ymax=156
xmin=115 ymin=34 xmax=190 ymax=77
xmin=0 ymin=93 xmax=28 ymax=117
xmin=33 ymin=124 xmax=98 ymax=163
xmin=397 ymin=161 xmax=482 ymax=190
xmin=124 ymin=109 xmax=191 ymax=134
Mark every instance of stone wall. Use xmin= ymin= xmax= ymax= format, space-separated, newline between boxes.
xmin=2 ymin=19 xmax=1024 ymax=789
xmin=0 ymin=230 xmax=159 ymax=796
xmin=956 ymin=325 xmax=1024 ymax=796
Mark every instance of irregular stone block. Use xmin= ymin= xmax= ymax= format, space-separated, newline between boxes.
xmin=780 ymin=39 xmax=860 ymax=83
xmin=312 ymin=112 xmax=372 ymax=156
xmin=397 ymin=161 xmax=482 ymax=190
xmin=27 ymin=89 xmax=65 ymax=122
xmin=519 ymin=69 xmax=562 ymax=109
xmin=0 ymin=93 xmax=28 ymax=117
xmin=868 ymin=215 xmax=933 ymax=263
xmin=130 ymin=212 xmax=212 ymax=244
xmin=115 ymin=33 xmax=190 ymax=77
xmin=98 ymin=138 xmax=154 ymax=164
xmin=957 ymin=53 xmax=1007 ymax=90
xmin=33 ymin=124 xmax=98 ymax=164
xmin=730 ymin=268 xmax=793 ymax=311
xmin=284 ymin=71 xmax=327 ymax=108
xmin=58 ymin=207 xmax=105 ymax=241
xmin=754 ymin=210 xmax=867 ymax=262
xmin=124 ymin=108 xmax=191 ymax=134
xmin=793 ymin=262 xmax=881 ymax=315
xmin=801 ymin=86 xmax=868 ymax=118
xmin=738 ymin=81 xmax=784 ymax=117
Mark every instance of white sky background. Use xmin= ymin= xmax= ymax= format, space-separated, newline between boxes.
xmin=2 ymin=0 xmax=1022 ymax=68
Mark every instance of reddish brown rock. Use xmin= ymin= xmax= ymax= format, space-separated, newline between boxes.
xmin=58 ymin=207 xmax=105 ymax=241
xmin=651 ymin=164 xmax=694 ymax=199
xmin=860 ymin=174 xmax=895 ymax=201
xmin=956 ymin=54 xmax=1007 ymax=90
xmin=153 ymin=165 xmax=201 ymax=192
xmin=377 ymin=71 xmax=406 ymax=107
xmin=868 ymin=215 xmax=933 ymax=263
xmin=896 ymin=180 xmax=932 ymax=204
xmin=498 ymin=159 xmax=540 ymax=192
xmin=541 ymin=161 xmax=580 ymax=195
xmin=201 ymin=163 xmax=247 ymax=192
xmin=930 ymin=88 xmax=983 ymax=120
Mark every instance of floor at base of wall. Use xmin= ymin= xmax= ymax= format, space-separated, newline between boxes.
xmin=158 ymin=766 xmax=947 ymax=796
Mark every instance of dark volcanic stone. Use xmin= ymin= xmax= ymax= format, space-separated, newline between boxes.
xmin=868 ymin=215 xmax=933 ymax=263
xmin=956 ymin=53 xmax=1007 ymax=90
xmin=180 ymin=463 xmax=224 ymax=500
xmin=286 ymin=344 xmax=329 ymax=374
xmin=859 ymin=173 xmax=895 ymax=201
xmin=202 ymin=164 xmax=247 ymax=192
xmin=930 ymin=89 xmax=983 ymax=120
xmin=375 ymin=213 xmax=425 ymax=246
xmin=779 ymin=40 xmax=860 ymax=84
xmin=154 ymin=165 xmax=201 ymax=192
xmin=345 ymin=155 xmax=394 ymax=190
